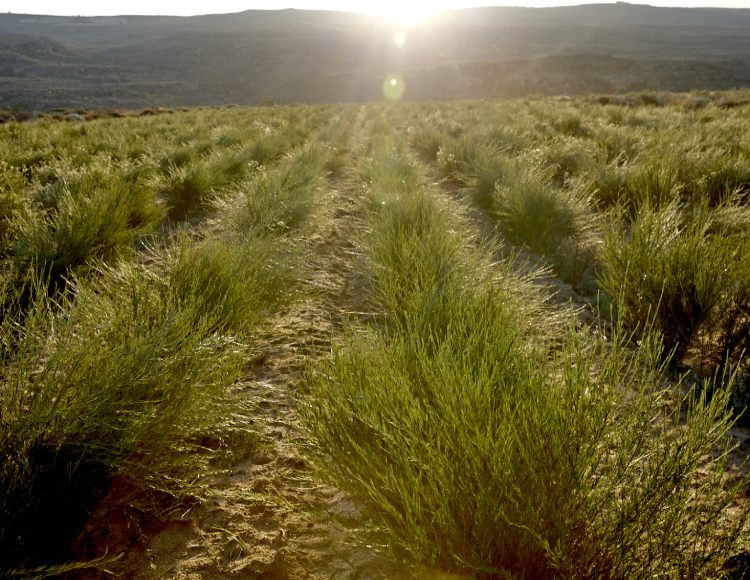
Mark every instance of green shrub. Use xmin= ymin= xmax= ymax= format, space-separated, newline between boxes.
xmin=159 ymin=146 xmax=198 ymax=172
xmin=360 ymin=140 xmax=422 ymax=202
xmin=0 ymin=163 xmax=29 ymax=255
xmin=466 ymin=154 xmax=511 ymax=210
xmin=622 ymin=160 xmax=681 ymax=213
xmin=160 ymin=152 xmax=251 ymax=221
xmin=169 ymin=235 xmax=297 ymax=334
xmin=715 ymin=234 xmax=750 ymax=365
xmin=491 ymin=166 xmax=591 ymax=257
xmin=304 ymin=166 xmax=746 ymax=576
xmin=364 ymin=191 xmax=467 ymax=318
xmin=583 ymin=161 xmax=630 ymax=208
xmin=220 ymin=143 xmax=328 ymax=234
xmin=0 ymin=264 xmax=245 ymax=568
xmin=592 ymin=124 xmax=643 ymax=164
xmin=213 ymin=146 xmax=256 ymax=185
xmin=14 ymin=173 xmax=162 ymax=276
xmin=482 ymin=123 xmax=532 ymax=154
xmin=247 ymin=130 xmax=294 ymax=165
xmin=679 ymin=150 xmax=750 ymax=206
xmin=436 ymin=135 xmax=495 ymax=182
xmin=306 ymin=306 xmax=746 ymax=577
xmin=316 ymin=111 xmax=355 ymax=176
xmin=316 ymin=110 xmax=356 ymax=149
xmin=530 ymin=139 xmax=597 ymax=187
xmin=552 ymin=112 xmax=590 ymax=137
xmin=597 ymin=201 xmax=745 ymax=362
xmin=1 ymin=201 xmax=303 ymax=569
xmin=410 ymin=125 xmax=444 ymax=161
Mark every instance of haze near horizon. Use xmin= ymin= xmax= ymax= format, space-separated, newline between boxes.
xmin=6 ymin=0 xmax=750 ymax=17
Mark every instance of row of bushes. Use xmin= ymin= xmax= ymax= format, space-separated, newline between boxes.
xmin=0 ymin=105 xmax=344 ymax=304
xmin=303 ymin=121 xmax=748 ymax=577
xmin=0 ymin=105 xmax=352 ymax=572
xmin=407 ymin=99 xmax=750 ymax=375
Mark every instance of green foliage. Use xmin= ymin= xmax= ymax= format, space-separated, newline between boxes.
xmin=529 ymin=138 xmax=597 ymax=187
xmin=409 ymin=124 xmax=445 ymax=161
xmin=592 ymin=124 xmax=643 ymax=164
xmin=2 ymin=95 xmax=750 ymax=577
xmin=160 ymin=159 xmax=214 ymax=220
xmin=436 ymin=134 xmax=492 ymax=182
xmin=598 ymin=201 xmax=748 ymax=363
xmin=466 ymin=154 xmax=510 ymax=210
xmin=364 ymin=190 xmax=470 ymax=319
xmin=552 ymin=112 xmax=590 ymax=137
xmin=306 ymin=311 xmax=746 ymax=577
xmin=0 ymin=163 xmax=29 ymax=255
xmin=244 ymin=133 xmax=284 ymax=165
xmin=219 ymin=143 xmax=329 ymax=234
xmin=303 ymin=123 xmax=747 ymax=576
xmin=169 ymin=235 xmax=297 ymax=333
xmin=583 ymin=161 xmax=630 ymax=208
xmin=0 ymin=103 xmax=338 ymax=571
xmin=0 ymin=263 xmax=246 ymax=566
xmin=679 ymin=149 xmax=750 ymax=206
xmin=622 ymin=160 xmax=681 ymax=213
xmin=360 ymin=139 xmax=422 ymax=202
xmin=159 ymin=148 xmax=259 ymax=221
xmin=14 ymin=172 xmax=162 ymax=276
xmin=492 ymin=166 xmax=591 ymax=256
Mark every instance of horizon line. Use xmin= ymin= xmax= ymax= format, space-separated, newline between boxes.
xmin=6 ymin=2 xmax=750 ymax=19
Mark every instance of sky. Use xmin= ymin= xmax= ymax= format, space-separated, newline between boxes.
xmin=3 ymin=0 xmax=750 ymax=17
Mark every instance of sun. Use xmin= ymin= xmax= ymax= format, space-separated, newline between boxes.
xmin=365 ymin=1 xmax=440 ymax=26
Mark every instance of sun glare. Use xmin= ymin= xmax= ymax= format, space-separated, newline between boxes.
xmin=366 ymin=1 xmax=440 ymax=26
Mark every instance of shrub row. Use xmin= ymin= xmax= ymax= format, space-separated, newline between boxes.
xmin=0 ymin=104 xmax=351 ymax=572
xmin=303 ymin=124 xmax=748 ymax=577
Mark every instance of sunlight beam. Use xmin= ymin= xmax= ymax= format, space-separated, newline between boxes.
xmin=362 ymin=1 xmax=442 ymax=27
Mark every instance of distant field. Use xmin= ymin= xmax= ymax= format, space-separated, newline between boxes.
xmin=1 ymin=94 xmax=749 ymax=578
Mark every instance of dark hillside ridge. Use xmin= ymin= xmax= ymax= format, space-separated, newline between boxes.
xmin=1 ymin=2 xmax=750 ymax=110
xmin=444 ymin=3 xmax=750 ymax=28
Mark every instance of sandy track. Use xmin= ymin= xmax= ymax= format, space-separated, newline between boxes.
xmin=71 ymin=108 xmax=411 ymax=579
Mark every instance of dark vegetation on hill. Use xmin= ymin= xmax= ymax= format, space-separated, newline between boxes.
xmin=2 ymin=2 xmax=750 ymax=110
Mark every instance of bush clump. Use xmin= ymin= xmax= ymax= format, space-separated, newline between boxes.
xmin=598 ymin=201 xmax=749 ymax=365
xmin=0 ymin=263 xmax=246 ymax=568
xmin=169 ymin=235 xmax=297 ymax=333
xmin=220 ymin=143 xmax=329 ymax=234
xmin=491 ymin=166 xmax=592 ymax=256
xmin=14 ymin=172 xmax=162 ymax=277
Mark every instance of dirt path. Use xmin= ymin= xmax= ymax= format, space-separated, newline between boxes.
xmin=72 ymin=109 xmax=411 ymax=579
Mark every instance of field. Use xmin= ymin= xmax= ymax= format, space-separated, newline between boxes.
xmin=1 ymin=93 xmax=750 ymax=578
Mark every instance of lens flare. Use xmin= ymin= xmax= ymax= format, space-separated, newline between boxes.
xmin=383 ymin=74 xmax=406 ymax=101
xmin=393 ymin=30 xmax=407 ymax=48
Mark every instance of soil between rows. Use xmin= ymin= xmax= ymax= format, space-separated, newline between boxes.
xmin=68 ymin=108 xmax=411 ymax=579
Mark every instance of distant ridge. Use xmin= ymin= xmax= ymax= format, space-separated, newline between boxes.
xmin=1 ymin=3 xmax=750 ymax=109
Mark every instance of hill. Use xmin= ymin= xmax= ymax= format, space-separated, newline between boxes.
xmin=2 ymin=3 xmax=750 ymax=110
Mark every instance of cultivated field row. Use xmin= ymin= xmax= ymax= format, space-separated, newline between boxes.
xmin=1 ymin=96 xmax=749 ymax=578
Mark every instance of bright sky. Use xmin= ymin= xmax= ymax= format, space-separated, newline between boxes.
xmin=3 ymin=0 xmax=750 ymax=17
